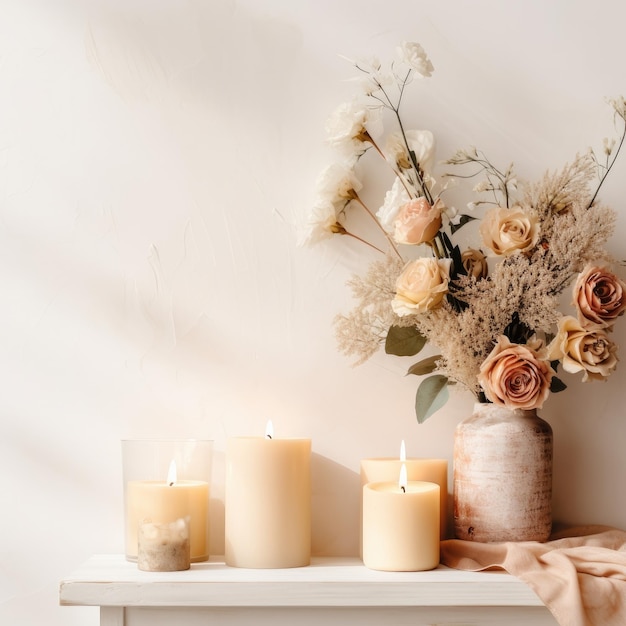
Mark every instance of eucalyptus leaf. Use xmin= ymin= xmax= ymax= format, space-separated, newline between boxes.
xmin=450 ymin=214 xmax=478 ymax=235
xmin=415 ymin=375 xmax=449 ymax=423
xmin=385 ymin=325 xmax=427 ymax=357
xmin=406 ymin=355 xmax=442 ymax=376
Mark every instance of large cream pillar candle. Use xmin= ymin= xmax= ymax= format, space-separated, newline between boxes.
xmin=362 ymin=469 xmax=440 ymax=572
xmin=225 ymin=425 xmax=311 ymax=568
xmin=360 ymin=443 xmax=448 ymax=539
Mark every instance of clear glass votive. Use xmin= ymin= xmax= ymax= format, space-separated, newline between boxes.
xmin=121 ymin=439 xmax=213 ymax=563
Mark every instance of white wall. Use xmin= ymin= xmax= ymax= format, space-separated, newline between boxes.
xmin=1 ymin=1 xmax=626 ymax=624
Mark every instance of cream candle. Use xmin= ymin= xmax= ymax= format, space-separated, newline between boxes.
xmin=362 ymin=465 xmax=440 ymax=572
xmin=137 ymin=517 xmax=190 ymax=572
xmin=125 ymin=461 xmax=209 ymax=563
xmin=360 ymin=441 xmax=448 ymax=539
xmin=225 ymin=422 xmax=311 ymax=568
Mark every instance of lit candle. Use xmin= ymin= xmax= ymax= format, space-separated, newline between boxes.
xmin=362 ymin=464 xmax=440 ymax=571
xmin=225 ymin=421 xmax=311 ymax=568
xmin=360 ymin=441 xmax=448 ymax=539
xmin=137 ymin=516 xmax=190 ymax=572
xmin=125 ymin=460 xmax=209 ymax=563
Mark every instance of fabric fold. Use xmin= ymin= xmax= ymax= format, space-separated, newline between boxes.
xmin=440 ymin=525 xmax=626 ymax=626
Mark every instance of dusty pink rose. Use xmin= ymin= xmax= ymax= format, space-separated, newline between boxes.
xmin=393 ymin=197 xmax=442 ymax=245
xmin=548 ymin=316 xmax=618 ymax=382
xmin=392 ymin=257 xmax=451 ymax=316
xmin=573 ymin=265 xmax=626 ymax=329
xmin=478 ymin=336 xmax=553 ymax=410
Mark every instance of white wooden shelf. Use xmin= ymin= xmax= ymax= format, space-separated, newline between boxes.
xmin=60 ymin=555 xmax=558 ymax=626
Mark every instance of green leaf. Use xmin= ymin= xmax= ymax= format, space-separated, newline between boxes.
xmin=385 ymin=325 xmax=427 ymax=357
xmin=550 ymin=376 xmax=567 ymax=393
xmin=415 ymin=375 xmax=449 ymax=423
xmin=450 ymin=214 xmax=477 ymax=235
xmin=406 ymin=355 xmax=442 ymax=376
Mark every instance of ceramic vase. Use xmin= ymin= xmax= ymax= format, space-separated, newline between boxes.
xmin=453 ymin=402 xmax=552 ymax=542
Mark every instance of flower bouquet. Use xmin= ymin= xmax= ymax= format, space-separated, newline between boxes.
xmin=306 ymin=42 xmax=626 ymax=423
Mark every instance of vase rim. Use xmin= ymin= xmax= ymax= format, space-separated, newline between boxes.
xmin=473 ymin=401 xmax=537 ymax=416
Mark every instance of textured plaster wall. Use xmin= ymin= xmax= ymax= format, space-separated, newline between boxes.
xmin=1 ymin=1 xmax=625 ymax=624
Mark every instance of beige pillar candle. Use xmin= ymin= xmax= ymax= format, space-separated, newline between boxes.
xmin=225 ymin=422 xmax=311 ymax=568
xmin=137 ymin=517 xmax=190 ymax=572
xmin=125 ymin=461 xmax=209 ymax=563
xmin=363 ymin=466 xmax=440 ymax=572
xmin=360 ymin=441 xmax=448 ymax=539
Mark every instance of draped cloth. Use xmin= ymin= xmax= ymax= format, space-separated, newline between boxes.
xmin=440 ymin=525 xmax=626 ymax=626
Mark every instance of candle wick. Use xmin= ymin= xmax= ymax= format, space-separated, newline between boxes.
xmin=266 ymin=434 xmax=272 ymax=440
xmin=169 ymin=482 xmax=174 ymax=487
xmin=401 ymin=485 xmax=406 ymax=493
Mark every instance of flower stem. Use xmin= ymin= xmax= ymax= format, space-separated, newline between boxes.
xmin=343 ymin=231 xmax=387 ymax=255
xmin=587 ymin=115 xmax=626 ymax=208
xmin=361 ymin=131 xmax=414 ymax=198
xmin=352 ymin=194 xmax=403 ymax=260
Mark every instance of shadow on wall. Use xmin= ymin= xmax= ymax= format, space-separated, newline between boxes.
xmin=209 ymin=452 xmax=360 ymax=558
xmin=311 ymin=453 xmax=360 ymax=557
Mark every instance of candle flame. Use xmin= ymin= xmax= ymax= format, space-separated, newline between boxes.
xmin=167 ymin=460 xmax=177 ymax=486
xmin=399 ymin=463 xmax=407 ymax=493
xmin=400 ymin=439 xmax=406 ymax=462
xmin=265 ymin=420 xmax=274 ymax=439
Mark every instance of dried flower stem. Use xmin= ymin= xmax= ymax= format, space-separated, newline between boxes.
xmin=351 ymin=193 xmax=403 ymax=259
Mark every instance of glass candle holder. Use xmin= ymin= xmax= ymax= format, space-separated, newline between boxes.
xmin=138 ymin=516 xmax=190 ymax=572
xmin=121 ymin=439 xmax=213 ymax=563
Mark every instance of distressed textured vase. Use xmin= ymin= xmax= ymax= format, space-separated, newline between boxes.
xmin=453 ymin=403 xmax=552 ymax=542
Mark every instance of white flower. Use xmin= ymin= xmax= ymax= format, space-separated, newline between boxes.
xmin=609 ymin=95 xmax=626 ymax=120
xmin=385 ymin=130 xmax=435 ymax=175
xmin=325 ymin=99 xmax=382 ymax=154
xmin=376 ymin=178 xmax=411 ymax=232
xmin=315 ymin=162 xmax=362 ymax=207
xmin=396 ymin=42 xmax=434 ymax=78
xmin=300 ymin=200 xmax=343 ymax=246
xmin=355 ymin=56 xmax=394 ymax=91
xmin=472 ymin=180 xmax=491 ymax=193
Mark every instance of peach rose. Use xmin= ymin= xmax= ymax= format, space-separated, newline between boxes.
xmin=393 ymin=197 xmax=442 ymax=245
xmin=461 ymin=248 xmax=488 ymax=279
xmin=547 ymin=316 xmax=618 ymax=382
xmin=573 ymin=265 xmax=626 ymax=329
xmin=479 ymin=206 xmax=539 ymax=256
xmin=478 ymin=336 xmax=553 ymax=410
xmin=392 ymin=258 xmax=451 ymax=316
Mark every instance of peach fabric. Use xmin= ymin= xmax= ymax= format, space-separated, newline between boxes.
xmin=440 ymin=525 xmax=626 ymax=626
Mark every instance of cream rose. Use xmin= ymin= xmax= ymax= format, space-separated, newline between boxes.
xmin=548 ymin=316 xmax=618 ymax=382
xmin=461 ymin=248 xmax=489 ymax=279
xmin=479 ymin=206 xmax=539 ymax=256
xmin=392 ymin=258 xmax=451 ymax=316
xmin=478 ymin=336 xmax=553 ymax=410
xmin=573 ymin=265 xmax=626 ymax=329
xmin=393 ymin=198 xmax=442 ymax=245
